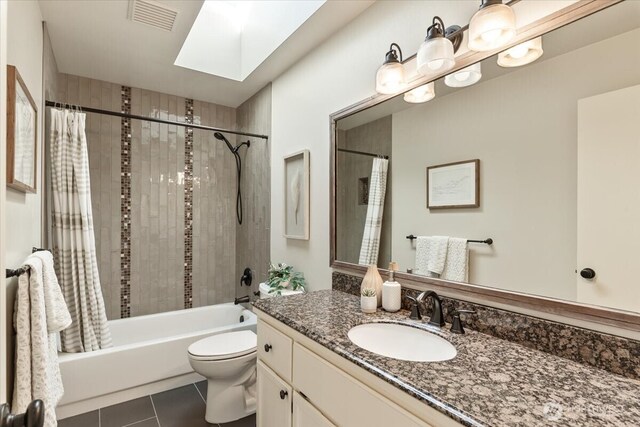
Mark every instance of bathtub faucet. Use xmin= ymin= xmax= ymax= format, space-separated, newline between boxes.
xmin=240 ymin=268 xmax=253 ymax=287
xmin=234 ymin=295 xmax=251 ymax=305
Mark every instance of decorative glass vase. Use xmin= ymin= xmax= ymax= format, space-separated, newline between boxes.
xmin=361 ymin=265 xmax=383 ymax=307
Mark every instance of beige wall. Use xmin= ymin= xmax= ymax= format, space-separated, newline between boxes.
xmin=337 ymin=116 xmax=392 ymax=268
xmin=271 ymin=1 xmax=479 ymax=290
xmin=392 ymin=28 xmax=640 ymax=300
xmin=236 ymin=84 xmax=272 ymax=294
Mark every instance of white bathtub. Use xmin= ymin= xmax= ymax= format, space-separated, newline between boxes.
xmin=56 ymin=304 xmax=256 ymax=419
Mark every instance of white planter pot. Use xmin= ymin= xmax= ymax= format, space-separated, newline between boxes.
xmin=361 ymin=296 xmax=377 ymax=314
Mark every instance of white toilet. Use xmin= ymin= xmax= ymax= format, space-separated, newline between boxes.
xmin=187 ymin=330 xmax=257 ymax=424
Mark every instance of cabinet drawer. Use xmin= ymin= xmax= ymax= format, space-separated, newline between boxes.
xmin=293 ymin=343 xmax=429 ymax=427
xmin=293 ymin=391 xmax=336 ymax=427
xmin=258 ymin=319 xmax=293 ymax=382
xmin=257 ymin=360 xmax=292 ymax=427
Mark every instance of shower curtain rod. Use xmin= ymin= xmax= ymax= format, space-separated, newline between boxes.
xmin=45 ymin=100 xmax=269 ymax=140
xmin=337 ymin=148 xmax=389 ymax=159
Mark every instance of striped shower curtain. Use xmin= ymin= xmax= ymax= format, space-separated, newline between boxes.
xmin=50 ymin=109 xmax=112 ymax=352
xmin=358 ymin=158 xmax=389 ymax=265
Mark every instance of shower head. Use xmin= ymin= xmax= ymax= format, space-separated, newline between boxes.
xmin=214 ymin=131 xmax=235 ymax=153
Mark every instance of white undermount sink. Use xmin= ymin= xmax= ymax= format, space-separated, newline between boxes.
xmin=347 ymin=323 xmax=457 ymax=362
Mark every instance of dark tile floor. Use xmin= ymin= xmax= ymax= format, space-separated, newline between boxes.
xmin=58 ymin=381 xmax=256 ymax=427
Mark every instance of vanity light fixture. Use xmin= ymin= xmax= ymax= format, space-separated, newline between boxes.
xmin=468 ymin=0 xmax=516 ymax=52
xmin=416 ymin=16 xmax=463 ymax=75
xmin=497 ymin=36 xmax=543 ymax=67
xmin=403 ymin=82 xmax=435 ymax=104
xmin=444 ymin=63 xmax=482 ymax=87
xmin=375 ymin=43 xmax=406 ymax=95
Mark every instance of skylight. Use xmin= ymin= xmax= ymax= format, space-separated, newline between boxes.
xmin=175 ymin=0 xmax=325 ymax=81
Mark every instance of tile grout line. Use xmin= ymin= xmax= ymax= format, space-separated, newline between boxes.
xmin=150 ymin=395 xmax=161 ymax=427
xmin=193 ymin=382 xmax=206 ymax=404
xmin=121 ymin=416 xmax=158 ymax=427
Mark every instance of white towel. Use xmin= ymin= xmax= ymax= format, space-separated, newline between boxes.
xmin=13 ymin=254 xmax=71 ymax=427
xmin=415 ymin=236 xmax=449 ymax=277
xmin=34 ymin=251 xmax=72 ymax=333
xmin=442 ymin=238 xmax=469 ymax=282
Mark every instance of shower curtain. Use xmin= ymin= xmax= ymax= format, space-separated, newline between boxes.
xmin=358 ymin=158 xmax=389 ymax=265
xmin=50 ymin=109 xmax=112 ymax=352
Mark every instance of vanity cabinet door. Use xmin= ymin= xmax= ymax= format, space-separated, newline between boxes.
xmin=257 ymin=360 xmax=292 ymax=427
xmin=293 ymin=392 xmax=335 ymax=427
xmin=258 ymin=319 xmax=293 ymax=382
xmin=293 ymin=343 xmax=429 ymax=427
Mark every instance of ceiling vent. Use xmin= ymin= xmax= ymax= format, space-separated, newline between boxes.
xmin=128 ymin=0 xmax=178 ymax=32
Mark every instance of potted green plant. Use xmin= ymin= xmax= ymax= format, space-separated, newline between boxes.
xmin=361 ymin=288 xmax=377 ymax=313
xmin=267 ymin=263 xmax=306 ymax=295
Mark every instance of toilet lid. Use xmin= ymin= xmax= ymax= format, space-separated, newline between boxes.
xmin=188 ymin=330 xmax=257 ymax=360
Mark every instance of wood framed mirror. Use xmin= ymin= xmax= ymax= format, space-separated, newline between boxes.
xmin=330 ymin=0 xmax=640 ymax=332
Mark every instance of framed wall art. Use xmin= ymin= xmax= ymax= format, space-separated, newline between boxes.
xmin=284 ymin=149 xmax=310 ymax=239
xmin=7 ymin=65 xmax=38 ymax=193
xmin=427 ymin=159 xmax=479 ymax=209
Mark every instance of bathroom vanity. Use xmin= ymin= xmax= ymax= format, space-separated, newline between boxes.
xmin=254 ymin=291 xmax=640 ymax=427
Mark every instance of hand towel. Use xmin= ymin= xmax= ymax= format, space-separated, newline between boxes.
xmin=442 ymin=238 xmax=469 ymax=282
xmin=33 ymin=250 xmax=72 ymax=333
xmin=415 ymin=236 xmax=449 ymax=277
xmin=13 ymin=254 xmax=71 ymax=427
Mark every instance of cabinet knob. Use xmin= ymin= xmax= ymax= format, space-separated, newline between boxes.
xmin=580 ymin=268 xmax=596 ymax=279
xmin=264 ymin=344 xmax=272 ymax=352
xmin=279 ymin=390 xmax=288 ymax=400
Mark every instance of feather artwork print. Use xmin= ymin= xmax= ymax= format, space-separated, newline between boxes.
xmin=291 ymin=167 xmax=301 ymax=224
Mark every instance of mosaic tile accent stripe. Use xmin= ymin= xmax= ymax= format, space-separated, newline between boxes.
xmin=332 ymin=271 xmax=640 ymax=380
xmin=184 ymin=99 xmax=194 ymax=309
xmin=120 ymin=86 xmax=132 ymax=318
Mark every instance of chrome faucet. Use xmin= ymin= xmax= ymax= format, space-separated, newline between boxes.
xmin=416 ymin=291 xmax=445 ymax=327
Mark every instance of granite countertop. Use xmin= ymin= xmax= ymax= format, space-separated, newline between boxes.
xmin=253 ymin=290 xmax=640 ymax=427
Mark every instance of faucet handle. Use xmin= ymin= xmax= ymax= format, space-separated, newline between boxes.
xmin=450 ymin=310 xmax=476 ymax=334
xmin=405 ymin=296 xmax=422 ymax=320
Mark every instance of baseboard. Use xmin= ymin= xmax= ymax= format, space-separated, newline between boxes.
xmin=56 ymin=372 xmax=204 ymax=420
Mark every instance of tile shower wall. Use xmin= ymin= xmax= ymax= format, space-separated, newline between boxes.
xmin=190 ymin=98 xmax=237 ymax=309
xmin=235 ymin=84 xmax=272 ymax=294
xmin=56 ymin=74 xmax=246 ymax=319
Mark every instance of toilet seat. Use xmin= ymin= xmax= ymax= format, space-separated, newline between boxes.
xmin=189 ymin=330 xmax=257 ymax=361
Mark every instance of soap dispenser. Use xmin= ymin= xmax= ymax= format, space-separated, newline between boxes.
xmin=382 ymin=262 xmax=401 ymax=312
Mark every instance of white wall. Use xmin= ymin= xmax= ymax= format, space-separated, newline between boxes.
xmin=5 ymin=0 xmax=44 ymax=268
xmin=0 ymin=0 xmax=8 ymax=404
xmin=3 ymin=0 xmax=44 ymax=400
xmin=391 ymin=28 xmax=640 ymax=301
xmin=271 ymin=1 xmax=480 ymax=290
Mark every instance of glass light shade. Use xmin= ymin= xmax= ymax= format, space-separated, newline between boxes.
xmin=403 ymin=82 xmax=435 ymax=104
xmin=417 ymin=37 xmax=455 ymax=75
xmin=468 ymin=3 xmax=516 ymax=52
xmin=444 ymin=63 xmax=482 ymax=87
xmin=497 ymin=37 xmax=543 ymax=67
xmin=376 ymin=61 xmax=406 ymax=94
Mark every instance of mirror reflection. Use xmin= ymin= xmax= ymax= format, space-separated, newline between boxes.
xmin=335 ymin=1 xmax=640 ymax=314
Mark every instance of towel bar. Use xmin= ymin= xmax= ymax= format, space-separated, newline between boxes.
xmin=5 ymin=248 xmax=50 ymax=278
xmin=405 ymin=235 xmax=493 ymax=245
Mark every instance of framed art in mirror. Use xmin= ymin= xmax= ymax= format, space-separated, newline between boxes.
xmin=427 ymin=159 xmax=479 ymax=209
xmin=6 ymin=65 xmax=37 ymax=193
xmin=284 ymin=149 xmax=310 ymax=240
